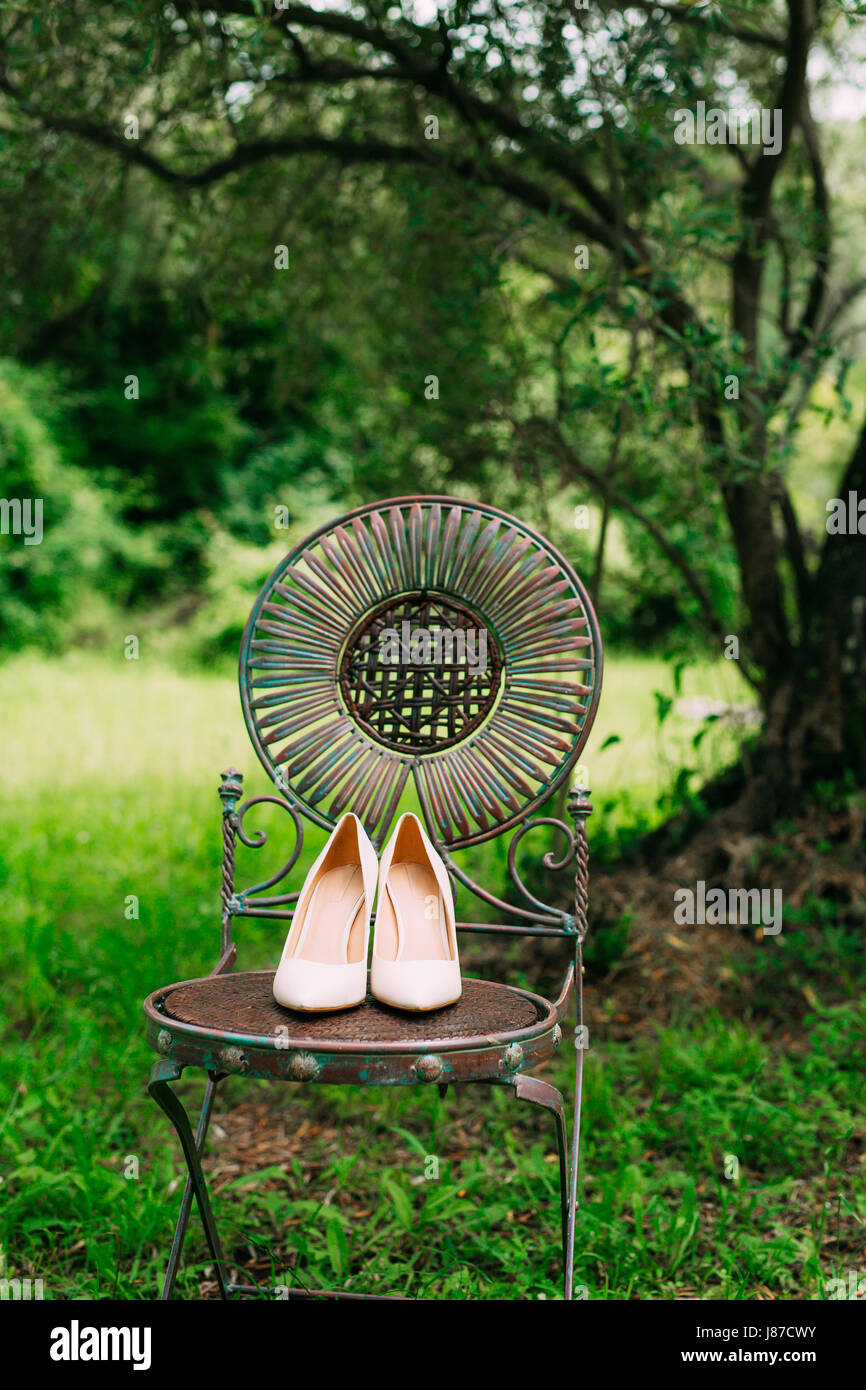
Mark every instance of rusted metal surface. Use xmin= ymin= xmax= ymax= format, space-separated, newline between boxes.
xmin=145 ymin=494 xmax=603 ymax=1301
xmin=565 ymin=783 xmax=594 ymax=1299
xmin=159 ymin=972 xmax=544 ymax=1041
xmin=569 ymin=784 xmax=593 ymax=942
xmin=217 ymin=769 xmax=242 ymax=963
xmin=224 ymin=774 xmax=581 ymax=933
xmin=339 ymin=593 xmax=502 ymax=751
xmin=511 ymin=1074 xmax=569 ymax=1270
xmin=144 ymin=972 xmax=561 ymax=1087
xmin=155 ymin=1068 xmax=223 ymax=1300
xmin=239 ymin=496 xmax=601 ymax=851
xmin=148 ymin=1060 xmax=231 ymax=1299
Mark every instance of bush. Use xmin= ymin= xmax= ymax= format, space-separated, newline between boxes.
xmin=0 ymin=360 xmax=174 ymax=650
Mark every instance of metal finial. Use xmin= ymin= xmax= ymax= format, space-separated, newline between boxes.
xmin=568 ymin=783 xmax=592 ymax=818
xmin=218 ymin=768 xmax=244 ymax=815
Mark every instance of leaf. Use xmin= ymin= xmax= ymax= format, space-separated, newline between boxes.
xmin=383 ymin=1177 xmax=413 ymax=1230
xmin=324 ymin=1211 xmax=348 ymax=1277
xmin=392 ymin=1126 xmax=429 ymax=1159
xmin=672 ymin=767 xmax=695 ymax=799
xmin=653 ymin=691 xmax=673 ymax=726
xmin=599 ymin=733 xmax=621 ymax=750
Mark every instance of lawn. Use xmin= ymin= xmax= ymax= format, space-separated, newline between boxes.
xmin=1 ymin=651 xmax=862 ymax=1300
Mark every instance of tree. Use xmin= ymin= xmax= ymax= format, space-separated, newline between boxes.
xmin=1 ymin=0 xmax=864 ymax=821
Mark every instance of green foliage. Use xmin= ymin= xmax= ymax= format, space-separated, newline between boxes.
xmin=0 ymin=1 xmax=863 ymax=1307
xmin=0 ymin=656 xmax=861 ymax=1298
xmin=0 ymin=2 xmax=861 ymax=666
xmin=0 ymin=359 xmax=166 ymax=646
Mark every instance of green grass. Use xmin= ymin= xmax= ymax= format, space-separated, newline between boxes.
xmin=3 ymin=647 xmax=754 ymax=804
xmin=1 ymin=652 xmax=862 ymax=1300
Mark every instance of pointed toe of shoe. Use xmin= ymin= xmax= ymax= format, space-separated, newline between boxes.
xmin=273 ymin=958 xmax=366 ymax=1013
xmin=371 ymin=957 xmax=462 ymax=1012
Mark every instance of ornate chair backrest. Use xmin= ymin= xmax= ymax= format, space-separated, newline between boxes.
xmin=226 ymin=496 xmax=602 ymax=944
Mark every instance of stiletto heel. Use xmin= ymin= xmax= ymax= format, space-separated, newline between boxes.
xmin=371 ymin=813 xmax=461 ymax=1012
xmin=273 ymin=813 xmax=378 ymax=1013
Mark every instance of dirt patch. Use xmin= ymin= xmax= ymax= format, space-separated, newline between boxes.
xmin=580 ymin=802 xmax=865 ymax=1042
xmin=184 ymin=805 xmax=863 ymax=1296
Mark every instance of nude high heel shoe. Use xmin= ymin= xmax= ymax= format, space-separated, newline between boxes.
xmin=371 ymin=812 xmax=461 ymax=1012
xmin=273 ymin=812 xmax=378 ymax=1013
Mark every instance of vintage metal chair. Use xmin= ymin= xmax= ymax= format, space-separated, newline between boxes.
xmin=143 ymin=495 xmax=602 ymax=1300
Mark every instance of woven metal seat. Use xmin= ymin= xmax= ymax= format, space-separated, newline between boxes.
xmin=145 ymin=972 xmax=559 ymax=1085
xmin=144 ymin=495 xmax=602 ymax=1301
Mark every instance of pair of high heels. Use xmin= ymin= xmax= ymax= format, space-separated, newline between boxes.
xmin=273 ymin=812 xmax=460 ymax=1014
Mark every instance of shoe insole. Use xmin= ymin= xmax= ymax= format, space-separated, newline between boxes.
xmin=384 ymin=862 xmax=449 ymax=962
xmin=292 ymin=864 xmax=364 ymax=965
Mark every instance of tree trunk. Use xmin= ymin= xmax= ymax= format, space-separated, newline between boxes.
xmin=740 ymin=415 xmax=866 ymax=826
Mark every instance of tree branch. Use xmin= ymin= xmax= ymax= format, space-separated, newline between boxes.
xmin=784 ymin=92 xmax=831 ymax=373
xmin=739 ymin=0 xmax=811 ymax=221
xmin=613 ymin=0 xmax=786 ymax=51
xmin=519 ymin=414 xmax=733 ymax=649
xmin=774 ymin=481 xmax=812 ymax=632
xmin=0 ymin=72 xmax=616 ymax=245
xmin=1 ymin=0 xmax=803 ymax=682
xmin=173 ymin=0 xmax=624 ymax=231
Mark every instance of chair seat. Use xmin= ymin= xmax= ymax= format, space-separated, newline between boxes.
xmin=144 ymin=971 xmax=562 ymax=1086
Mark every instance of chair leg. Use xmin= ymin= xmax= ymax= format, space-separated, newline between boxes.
xmin=148 ymin=1059 xmax=230 ymax=1300
xmin=566 ymin=1043 xmax=585 ymax=1301
xmin=511 ymin=1074 xmax=571 ymax=1297
xmin=161 ymin=1067 xmax=223 ymax=1300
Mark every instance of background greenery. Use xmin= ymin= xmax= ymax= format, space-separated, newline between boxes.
xmin=1 ymin=654 xmax=862 ymax=1299
xmin=1 ymin=1 xmax=864 ymax=1300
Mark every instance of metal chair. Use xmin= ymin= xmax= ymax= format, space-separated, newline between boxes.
xmin=143 ymin=495 xmax=602 ymax=1300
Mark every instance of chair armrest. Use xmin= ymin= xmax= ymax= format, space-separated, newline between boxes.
xmin=553 ymin=959 xmax=575 ymax=1022
xmin=209 ymin=944 xmax=237 ymax=977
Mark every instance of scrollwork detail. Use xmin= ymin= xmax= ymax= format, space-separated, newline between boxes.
xmin=435 ymin=815 xmax=576 ymax=926
xmin=234 ymin=795 xmax=305 ymax=904
xmin=507 ymin=817 xmax=578 ymax=918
